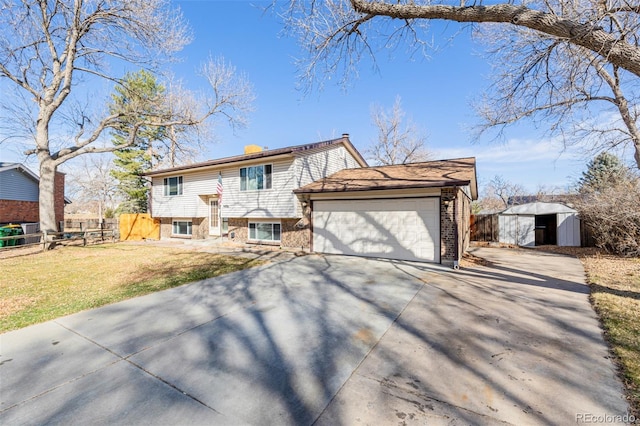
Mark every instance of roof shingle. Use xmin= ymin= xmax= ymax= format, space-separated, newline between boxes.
xmin=294 ymin=157 xmax=477 ymax=199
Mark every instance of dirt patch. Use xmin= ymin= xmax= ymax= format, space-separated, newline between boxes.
xmin=0 ymin=295 xmax=39 ymax=317
xmin=460 ymin=251 xmax=493 ymax=268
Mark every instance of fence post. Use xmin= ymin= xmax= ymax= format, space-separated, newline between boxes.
xmin=42 ymin=230 xmax=47 ymax=252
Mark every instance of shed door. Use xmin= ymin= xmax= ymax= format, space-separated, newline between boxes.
xmin=499 ymin=215 xmax=535 ymax=246
xmin=312 ymin=198 xmax=440 ymax=263
xmin=557 ymin=213 xmax=581 ymax=247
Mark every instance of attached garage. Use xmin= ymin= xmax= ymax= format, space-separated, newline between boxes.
xmin=295 ymin=158 xmax=478 ymax=265
xmin=313 ymin=198 xmax=440 ymax=262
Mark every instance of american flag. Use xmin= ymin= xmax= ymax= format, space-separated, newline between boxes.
xmin=216 ymin=172 xmax=223 ymax=203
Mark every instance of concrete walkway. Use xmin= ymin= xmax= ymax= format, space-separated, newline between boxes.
xmin=0 ymin=248 xmax=630 ymax=425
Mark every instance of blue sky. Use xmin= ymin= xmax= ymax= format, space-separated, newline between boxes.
xmin=1 ymin=0 xmax=594 ymax=193
xmin=171 ymin=0 xmax=589 ymax=192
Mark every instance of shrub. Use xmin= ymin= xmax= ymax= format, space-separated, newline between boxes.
xmin=576 ymin=180 xmax=640 ymax=256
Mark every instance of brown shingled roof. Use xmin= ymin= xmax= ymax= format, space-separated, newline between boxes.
xmin=294 ymin=157 xmax=478 ymax=199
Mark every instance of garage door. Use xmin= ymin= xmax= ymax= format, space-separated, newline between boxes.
xmin=312 ymin=198 xmax=440 ymax=263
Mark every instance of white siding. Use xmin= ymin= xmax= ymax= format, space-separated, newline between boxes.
xmin=151 ymin=161 xmax=297 ymax=219
xmin=151 ymin=170 xmax=216 ymax=218
xmin=150 ymin=142 xmax=363 ymax=220
xmin=557 ymin=213 xmax=581 ymax=247
xmin=499 ymin=215 xmax=535 ymax=246
xmin=294 ymin=145 xmax=361 ymax=188
xmin=292 ymin=145 xmax=362 ymax=216
xmin=221 ymin=159 xmax=297 ymax=218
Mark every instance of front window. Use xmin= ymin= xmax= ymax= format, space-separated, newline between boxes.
xmin=172 ymin=220 xmax=192 ymax=236
xmin=240 ymin=165 xmax=272 ymax=191
xmin=249 ymin=222 xmax=281 ymax=242
xmin=164 ymin=176 xmax=183 ymax=196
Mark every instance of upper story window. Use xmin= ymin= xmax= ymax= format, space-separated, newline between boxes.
xmin=163 ymin=176 xmax=183 ymax=196
xmin=240 ymin=165 xmax=272 ymax=191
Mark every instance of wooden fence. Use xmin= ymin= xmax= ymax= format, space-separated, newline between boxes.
xmin=119 ymin=213 xmax=160 ymax=241
xmin=64 ymin=218 xmax=118 ymax=231
xmin=470 ymin=214 xmax=499 ymax=242
xmin=0 ymin=229 xmax=117 ymax=252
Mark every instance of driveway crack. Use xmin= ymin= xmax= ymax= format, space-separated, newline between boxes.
xmin=52 ymin=320 xmax=223 ymax=416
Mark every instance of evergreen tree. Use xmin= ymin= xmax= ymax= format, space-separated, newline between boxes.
xmin=110 ymin=70 xmax=168 ymax=213
xmin=578 ymin=152 xmax=631 ymax=193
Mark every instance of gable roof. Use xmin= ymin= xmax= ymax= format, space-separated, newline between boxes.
xmin=294 ymin=157 xmax=478 ymax=199
xmin=144 ymin=135 xmax=368 ymax=177
xmin=0 ymin=162 xmax=40 ymax=183
xmin=0 ymin=162 xmax=72 ymax=204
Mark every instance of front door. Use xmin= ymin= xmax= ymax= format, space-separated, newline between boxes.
xmin=209 ymin=198 xmax=220 ymax=236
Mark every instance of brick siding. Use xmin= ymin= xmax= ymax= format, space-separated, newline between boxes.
xmin=54 ymin=172 xmax=65 ymax=226
xmin=440 ymin=187 xmax=473 ymax=265
xmin=0 ymin=171 xmax=65 ymax=228
xmin=0 ymin=200 xmax=39 ymax=223
xmin=160 ymin=217 xmax=206 ymax=239
xmin=281 ymin=218 xmax=310 ymax=250
xmin=228 ymin=218 xmax=249 ymax=243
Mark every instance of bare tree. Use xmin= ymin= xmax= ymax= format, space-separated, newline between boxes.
xmin=479 ymin=175 xmax=527 ymax=210
xmin=367 ymin=97 xmax=431 ymax=165
xmin=66 ymin=156 xmax=119 ymax=221
xmin=575 ymin=175 xmax=640 ymax=256
xmin=283 ymin=0 xmax=640 ymax=170
xmin=0 ymin=1 xmax=253 ymax=238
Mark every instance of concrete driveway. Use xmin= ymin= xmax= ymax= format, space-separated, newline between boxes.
xmin=0 ymin=248 xmax=630 ymax=425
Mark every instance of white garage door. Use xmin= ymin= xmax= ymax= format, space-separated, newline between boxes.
xmin=312 ymin=198 xmax=440 ymax=263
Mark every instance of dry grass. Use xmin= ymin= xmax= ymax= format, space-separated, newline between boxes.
xmin=0 ymin=243 xmax=263 ymax=333
xmin=537 ymin=246 xmax=640 ymax=420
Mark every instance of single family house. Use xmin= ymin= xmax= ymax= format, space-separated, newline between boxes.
xmin=145 ymin=135 xmax=477 ymax=265
xmin=0 ymin=162 xmax=68 ymax=228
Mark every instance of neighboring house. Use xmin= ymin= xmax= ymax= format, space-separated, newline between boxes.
xmin=146 ymin=137 xmax=477 ymax=265
xmin=498 ymin=202 xmax=581 ymax=247
xmin=0 ymin=162 xmax=68 ymax=228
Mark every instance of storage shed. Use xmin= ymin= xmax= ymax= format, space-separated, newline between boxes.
xmin=498 ymin=202 xmax=580 ymax=247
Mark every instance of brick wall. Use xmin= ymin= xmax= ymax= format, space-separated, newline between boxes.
xmin=440 ymin=187 xmax=473 ymax=265
xmin=0 ymin=171 xmax=65 ymax=227
xmin=54 ymin=172 xmax=65 ymax=226
xmin=226 ymin=218 xmax=311 ymax=249
xmin=228 ymin=218 xmax=249 ymax=243
xmin=160 ymin=217 xmax=206 ymax=239
xmin=193 ymin=218 xmax=206 ymax=239
xmin=281 ymin=218 xmax=310 ymax=250
xmin=440 ymin=188 xmax=457 ymax=264
xmin=0 ymin=200 xmax=39 ymax=223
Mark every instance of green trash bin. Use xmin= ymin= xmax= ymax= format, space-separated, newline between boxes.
xmin=10 ymin=226 xmax=24 ymax=246
xmin=0 ymin=227 xmax=9 ymax=248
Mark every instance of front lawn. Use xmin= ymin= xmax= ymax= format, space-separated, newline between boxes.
xmin=580 ymin=252 xmax=640 ymax=420
xmin=0 ymin=243 xmax=263 ymax=333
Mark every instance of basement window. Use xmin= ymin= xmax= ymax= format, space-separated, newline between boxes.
xmin=249 ymin=222 xmax=280 ymax=242
xmin=172 ymin=220 xmax=192 ymax=236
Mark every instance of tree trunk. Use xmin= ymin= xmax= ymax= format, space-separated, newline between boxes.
xmin=38 ymin=158 xmax=59 ymax=249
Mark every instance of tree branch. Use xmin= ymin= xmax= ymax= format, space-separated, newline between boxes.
xmin=350 ymin=0 xmax=640 ymax=78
